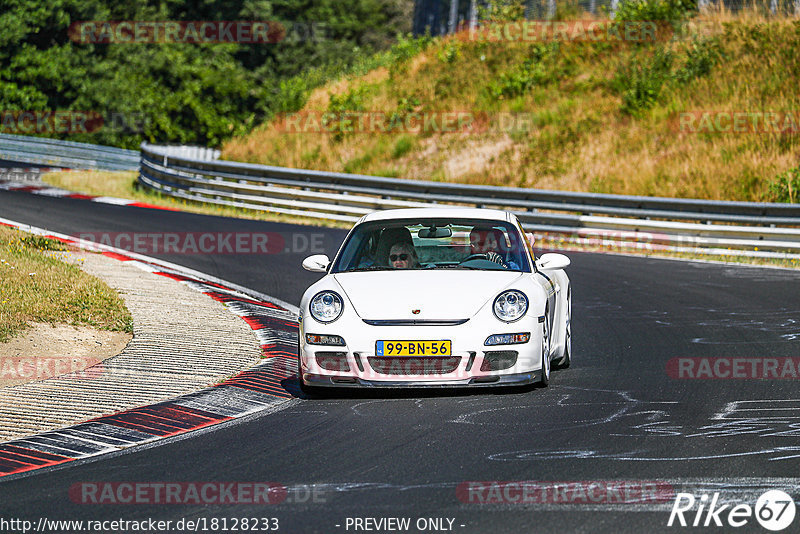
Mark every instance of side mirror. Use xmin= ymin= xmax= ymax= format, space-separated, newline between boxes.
xmin=302 ymin=254 xmax=330 ymax=273
xmin=536 ymin=253 xmax=570 ymax=271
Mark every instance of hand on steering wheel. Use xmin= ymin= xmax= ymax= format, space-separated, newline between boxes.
xmin=485 ymin=251 xmax=508 ymax=267
xmin=460 ymin=252 xmax=507 ymax=268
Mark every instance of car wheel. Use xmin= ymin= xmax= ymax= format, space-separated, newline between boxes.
xmin=539 ymin=313 xmax=550 ymax=387
xmin=554 ymin=290 xmax=571 ymax=369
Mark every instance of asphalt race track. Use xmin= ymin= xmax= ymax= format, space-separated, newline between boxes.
xmin=2 ymin=188 xmax=800 ymax=533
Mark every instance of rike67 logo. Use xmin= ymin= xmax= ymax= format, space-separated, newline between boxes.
xmin=668 ymin=490 xmax=796 ymax=531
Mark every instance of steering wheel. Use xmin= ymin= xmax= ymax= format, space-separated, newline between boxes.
xmin=460 ymin=252 xmax=508 ymax=267
xmin=460 ymin=253 xmax=488 ymax=263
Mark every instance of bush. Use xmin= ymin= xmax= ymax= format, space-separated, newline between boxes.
xmin=615 ymin=49 xmax=674 ymax=115
xmin=477 ymin=0 xmax=527 ymax=23
xmin=612 ymin=0 xmax=695 ymax=23
xmin=768 ymin=167 xmax=800 ymax=203
xmin=486 ymin=44 xmax=553 ymax=99
xmin=676 ymin=37 xmax=723 ymax=83
xmin=389 ymin=96 xmax=421 ymax=124
xmin=326 ymin=86 xmax=370 ymax=141
xmin=392 ymin=136 xmax=415 ymax=159
xmin=0 ymin=0 xmax=417 ymax=149
xmin=438 ymin=41 xmax=461 ymax=64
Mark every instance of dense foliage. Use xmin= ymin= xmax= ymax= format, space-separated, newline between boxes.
xmin=0 ymin=0 xmax=413 ymax=148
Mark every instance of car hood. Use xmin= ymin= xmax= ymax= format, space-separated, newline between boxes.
xmin=333 ymin=270 xmax=524 ymax=320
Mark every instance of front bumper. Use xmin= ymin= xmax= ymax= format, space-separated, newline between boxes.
xmin=299 ymin=319 xmax=545 ymax=387
xmin=301 ymin=371 xmax=540 ymax=388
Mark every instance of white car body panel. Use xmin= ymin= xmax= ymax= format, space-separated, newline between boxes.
xmin=298 ymin=207 xmax=571 ymax=389
xmin=334 ymin=270 xmax=523 ymax=320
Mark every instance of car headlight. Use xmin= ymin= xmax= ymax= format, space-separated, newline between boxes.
xmin=309 ymin=291 xmax=344 ymax=323
xmin=493 ymin=290 xmax=528 ymax=323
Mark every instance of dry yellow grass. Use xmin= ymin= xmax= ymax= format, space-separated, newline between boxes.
xmin=222 ymin=8 xmax=800 ymax=202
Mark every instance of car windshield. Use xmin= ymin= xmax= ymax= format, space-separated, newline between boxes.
xmin=330 ymin=218 xmax=531 ymax=273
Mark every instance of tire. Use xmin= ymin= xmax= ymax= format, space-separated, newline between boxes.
xmin=554 ymin=290 xmax=571 ymax=369
xmin=539 ymin=313 xmax=551 ymax=387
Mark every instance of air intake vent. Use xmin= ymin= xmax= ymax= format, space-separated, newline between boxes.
xmin=480 ymin=351 xmax=518 ymax=371
xmin=362 ymin=319 xmax=468 ymax=326
xmin=315 ymin=352 xmax=350 ymax=372
xmin=367 ymin=357 xmax=461 ymax=375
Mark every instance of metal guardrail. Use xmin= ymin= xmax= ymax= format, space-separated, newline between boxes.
xmin=139 ymin=142 xmax=800 ymax=258
xmin=2 ymin=134 xmax=795 ymax=259
xmin=0 ymin=134 xmax=139 ymax=171
xmin=150 ymin=144 xmax=221 ymax=161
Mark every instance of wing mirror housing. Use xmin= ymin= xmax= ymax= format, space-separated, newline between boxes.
xmin=302 ymin=254 xmax=330 ymax=273
xmin=536 ymin=253 xmax=570 ymax=271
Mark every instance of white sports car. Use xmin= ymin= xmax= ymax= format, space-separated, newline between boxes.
xmin=298 ymin=207 xmax=571 ymax=391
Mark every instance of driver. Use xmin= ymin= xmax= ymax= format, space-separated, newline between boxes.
xmin=468 ymin=227 xmax=519 ymax=269
xmin=389 ymin=242 xmax=419 ymax=269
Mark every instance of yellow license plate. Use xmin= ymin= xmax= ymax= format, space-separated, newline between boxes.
xmin=376 ymin=340 xmax=451 ymax=357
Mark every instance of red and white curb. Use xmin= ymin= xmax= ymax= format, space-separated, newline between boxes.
xmin=0 ymin=217 xmax=301 ymax=479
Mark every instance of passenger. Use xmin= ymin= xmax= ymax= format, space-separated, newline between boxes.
xmin=375 ymin=227 xmax=414 ymax=267
xmin=389 ymin=242 xmax=419 ymax=269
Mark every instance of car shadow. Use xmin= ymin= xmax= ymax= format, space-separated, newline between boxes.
xmin=281 ymin=377 xmax=540 ymax=400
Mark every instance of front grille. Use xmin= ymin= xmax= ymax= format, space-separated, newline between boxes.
xmin=315 ymin=352 xmax=350 ymax=372
xmin=367 ymin=356 xmax=461 ymax=375
xmin=480 ymin=351 xmax=518 ymax=371
xmin=362 ymin=319 xmax=468 ymax=326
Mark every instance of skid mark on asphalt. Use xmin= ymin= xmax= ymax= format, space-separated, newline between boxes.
xmin=488 ymin=447 xmax=800 ymax=462
xmin=480 ymin=394 xmax=800 ymax=462
xmin=447 ymin=387 xmax=664 ymax=431
xmin=581 ymin=296 xmax=800 ymax=343
xmin=686 ymin=400 xmax=800 ymax=439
